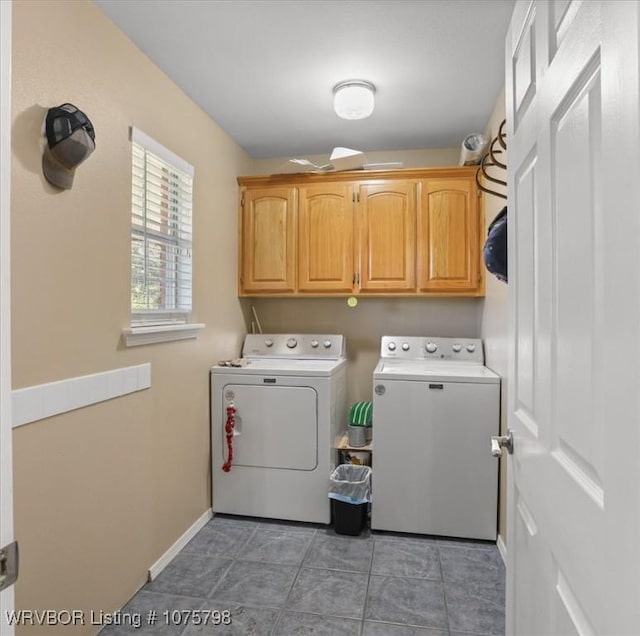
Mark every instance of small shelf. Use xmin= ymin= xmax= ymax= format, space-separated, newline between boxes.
xmin=334 ymin=433 xmax=373 ymax=452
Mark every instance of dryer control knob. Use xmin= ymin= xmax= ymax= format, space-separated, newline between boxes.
xmin=402 ymin=343 xmax=410 ymax=351
xmin=264 ymin=339 xmax=274 ymax=347
xmin=310 ymin=339 xmax=319 ymax=348
xmin=286 ymin=338 xmax=298 ymax=349
xmin=452 ymin=344 xmax=462 ymax=353
xmin=426 ymin=342 xmax=438 ymax=353
xmin=388 ymin=342 xmax=396 ymax=351
xmin=323 ymin=340 xmax=332 ymax=348
xmin=466 ymin=344 xmax=476 ymax=353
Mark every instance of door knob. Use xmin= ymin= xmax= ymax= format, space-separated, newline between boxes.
xmin=491 ymin=430 xmax=513 ymax=457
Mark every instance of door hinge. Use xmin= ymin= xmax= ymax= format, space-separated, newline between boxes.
xmin=0 ymin=541 xmax=19 ymax=592
xmin=241 ymin=194 xmax=245 ymax=207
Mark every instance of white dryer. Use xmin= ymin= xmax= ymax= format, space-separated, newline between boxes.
xmin=211 ymin=334 xmax=347 ymax=523
xmin=371 ymin=336 xmax=500 ymax=540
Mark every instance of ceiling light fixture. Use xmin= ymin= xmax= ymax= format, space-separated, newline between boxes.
xmin=333 ymin=80 xmax=376 ymax=120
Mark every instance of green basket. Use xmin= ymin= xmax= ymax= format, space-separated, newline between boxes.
xmin=349 ymin=401 xmax=372 ymax=426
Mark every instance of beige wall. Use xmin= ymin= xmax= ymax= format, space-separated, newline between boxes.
xmin=11 ymin=1 xmax=251 ymax=632
xmin=478 ymin=88 xmax=509 ymax=544
xmin=252 ymin=297 xmax=481 ymax=404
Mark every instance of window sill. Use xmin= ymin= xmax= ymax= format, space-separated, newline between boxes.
xmin=122 ymin=323 xmax=205 ymax=347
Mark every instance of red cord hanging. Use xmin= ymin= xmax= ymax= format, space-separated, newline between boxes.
xmin=222 ymin=404 xmax=236 ymax=472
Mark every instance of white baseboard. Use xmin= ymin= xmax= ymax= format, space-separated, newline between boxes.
xmin=497 ymin=533 xmax=507 ymax=566
xmin=147 ymin=508 xmax=213 ymax=581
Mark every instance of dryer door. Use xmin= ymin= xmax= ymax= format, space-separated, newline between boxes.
xmin=220 ymin=384 xmax=318 ymax=470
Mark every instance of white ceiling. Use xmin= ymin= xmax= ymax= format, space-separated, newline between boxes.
xmin=94 ymin=0 xmax=514 ymax=159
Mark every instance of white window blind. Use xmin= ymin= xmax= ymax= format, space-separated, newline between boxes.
xmin=130 ymin=127 xmax=194 ymax=326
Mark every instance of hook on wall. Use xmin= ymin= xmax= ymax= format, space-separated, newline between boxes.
xmin=476 ymin=119 xmax=507 ymax=200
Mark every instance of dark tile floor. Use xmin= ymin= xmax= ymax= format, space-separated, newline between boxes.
xmin=101 ymin=515 xmax=505 ymax=636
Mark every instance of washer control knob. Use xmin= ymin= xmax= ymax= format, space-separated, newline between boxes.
xmin=286 ymin=338 xmax=298 ymax=349
xmin=466 ymin=344 xmax=476 ymax=353
xmin=388 ymin=342 xmax=396 ymax=351
xmin=402 ymin=343 xmax=410 ymax=351
xmin=323 ymin=340 xmax=332 ymax=348
xmin=264 ymin=339 xmax=274 ymax=348
xmin=310 ymin=339 xmax=319 ymax=348
xmin=452 ymin=344 xmax=462 ymax=353
xmin=426 ymin=342 xmax=438 ymax=353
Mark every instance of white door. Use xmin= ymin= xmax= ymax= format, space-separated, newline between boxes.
xmin=506 ymin=1 xmax=640 ymax=633
xmin=0 ymin=0 xmax=15 ymax=631
xmin=216 ymin=384 xmax=317 ymax=470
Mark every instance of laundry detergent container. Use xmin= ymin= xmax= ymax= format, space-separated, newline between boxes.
xmin=328 ymin=464 xmax=372 ymax=535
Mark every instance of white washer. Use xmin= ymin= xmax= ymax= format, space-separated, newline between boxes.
xmin=371 ymin=336 xmax=500 ymax=540
xmin=211 ymin=334 xmax=347 ymax=523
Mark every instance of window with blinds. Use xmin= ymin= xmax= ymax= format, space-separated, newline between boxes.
xmin=130 ymin=128 xmax=194 ymax=326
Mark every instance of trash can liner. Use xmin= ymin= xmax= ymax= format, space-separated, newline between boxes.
xmin=328 ymin=464 xmax=372 ymax=504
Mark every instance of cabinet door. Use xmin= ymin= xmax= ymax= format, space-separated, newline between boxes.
xmin=417 ymin=178 xmax=480 ymax=292
xmin=298 ymin=184 xmax=354 ymax=293
xmin=358 ymin=181 xmax=416 ymax=292
xmin=240 ymin=187 xmax=296 ymax=293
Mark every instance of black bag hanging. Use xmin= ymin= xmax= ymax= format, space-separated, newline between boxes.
xmin=483 ymin=206 xmax=508 ymax=283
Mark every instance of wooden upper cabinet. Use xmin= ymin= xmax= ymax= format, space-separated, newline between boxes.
xmin=298 ymin=184 xmax=354 ymax=293
xmin=237 ymin=167 xmax=483 ymax=297
xmin=417 ymin=178 xmax=480 ymax=292
xmin=358 ymin=181 xmax=416 ymax=292
xmin=239 ymin=186 xmax=296 ymax=293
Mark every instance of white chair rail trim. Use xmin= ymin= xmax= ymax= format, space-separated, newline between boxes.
xmin=12 ymin=363 xmax=152 ymax=428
